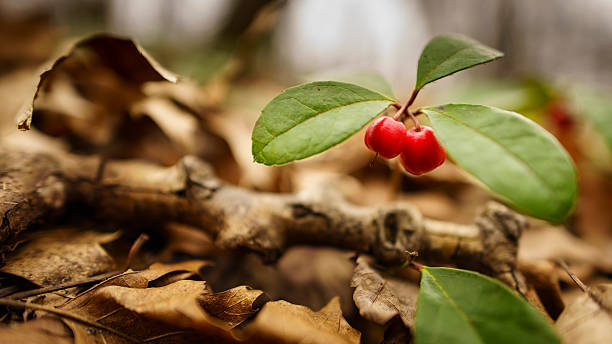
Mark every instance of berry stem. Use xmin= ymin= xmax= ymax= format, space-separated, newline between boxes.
xmin=407 ymin=109 xmax=421 ymax=131
xmin=392 ymin=89 xmax=421 ymax=128
xmin=406 ymin=89 xmax=420 ymax=108
xmin=392 ymin=100 xmax=409 ymax=121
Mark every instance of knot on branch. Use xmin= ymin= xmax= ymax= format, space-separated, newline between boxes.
xmin=475 ymin=202 xmax=528 ymax=290
xmin=181 ymin=156 xmax=221 ymax=199
xmin=372 ymin=203 xmax=424 ymax=264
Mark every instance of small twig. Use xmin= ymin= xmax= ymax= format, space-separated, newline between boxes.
xmin=123 ymin=233 xmax=150 ymax=270
xmin=8 ymin=233 xmax=149 ymax=300
xmin=8 ymin=270 xmax=121 ymax=300
xmin=144 ymin=331 xmax=188 ymax=342
xmin=0 ymin=299 xmax=142 ymax=343
xmin=557 ymin=260 xmax=612 ymax=314
xmin=557 ymin=260 xmax=588 ymax=293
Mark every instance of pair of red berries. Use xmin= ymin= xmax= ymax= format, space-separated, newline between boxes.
xmin=364 ymin=117 xmax=446 ymax=175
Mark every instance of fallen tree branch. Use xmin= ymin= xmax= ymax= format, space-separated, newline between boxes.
xmin=0 ymin=149 xmax=528 ymax=292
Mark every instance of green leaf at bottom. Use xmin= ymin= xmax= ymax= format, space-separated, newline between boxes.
xmin=416 ymin=267 xmax=560 ymax=344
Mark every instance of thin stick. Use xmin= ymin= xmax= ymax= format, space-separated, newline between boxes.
xmin=557 ymin=260 xmax=612 ymax=314
xmin=557 ymin=260 xmax=588 ymax=292
xmin=8 ymin=271 xmax=121 ymax=300
xmin=123 ymin=233 xmax=150 ymax=270
xmin=8 ymin=233 xmax=149 ymax=300
xmin=144 ymin=331 xmax=187 ymax=342
xmin=0 ymin=299 xmax=142 ymax=343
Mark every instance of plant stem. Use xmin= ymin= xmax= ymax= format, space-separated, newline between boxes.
xmin=406 ymin=89 xmax=420 ymax=108
xmin=392 ymin=89 xmax=421 ymax=128
xmin=407 ymin=109 xmax=421 ymax=131
xmin=392 ymin=101 xmax=409 ymax=121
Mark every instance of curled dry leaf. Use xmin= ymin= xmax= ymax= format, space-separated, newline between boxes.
xmin=1 ymin=228 xmax=119 ymax=287
xmin=198 ymin=285 xmax=268 ymax=330
xmin=556 ymin=284 xmax=612 ymax=344
xmin=350 ymin=255 xmax=418 ymax=328
xmin=235 ymin=296 xmax=360 ymax=344
xmin=93 ymin=260 xmax=212 ymax=290
xmin=17 ymin=34 xmax=177 ymax=131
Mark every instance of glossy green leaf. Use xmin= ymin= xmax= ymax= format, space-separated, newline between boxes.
xmin=252 ymin=81 xmax=394 ymax=165
xmin=416 ymin=267 xmax=561 ymax=344
xmin=422 ymin=104 xmax=577 ymax=222
xmin=416 ymin=34 xmax=503 ymax=91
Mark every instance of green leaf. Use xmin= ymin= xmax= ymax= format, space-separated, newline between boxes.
xmin=252 ymin=81 xmax=394 ymax=165
xmin=416 ymin=34 xmax=503 ymax=91
xmin=422 ymin=104 xmax=577 ymax=223
xmin=416 ymin=267 xmax=561 ymax=344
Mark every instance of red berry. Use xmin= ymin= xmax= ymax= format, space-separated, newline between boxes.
xmin=364 ymin=117 xmax=407 ymax=159
xmin=400 ymin=126 xmax=446 ymax=175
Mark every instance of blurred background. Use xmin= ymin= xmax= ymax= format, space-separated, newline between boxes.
xmin=3 ymin=0 xmax=612 ymax=88
xmin=1 ymin=1 xmax=611 ymax=342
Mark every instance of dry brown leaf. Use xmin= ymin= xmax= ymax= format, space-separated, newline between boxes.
xmin=350 ymin=256 xmax=418 ymax=328
xmin=519 ymin=227 xmax=612 ymax=276
xmin=17 ymin=34 xmax=176 ymax=131
xmin=131 ymin=97 xmax=202 ymax=154
xmin=11 ymin=34 xmax=201 ymax=166
xmin=60 ymin=282 xmax=263 ymax=343
xmin=0 ymin=317 xmax=73 ymax=344
xmin=207 ymin=111 xmax=279 ymax=190
xmin=90 ymin=260 xmax=212 ymax=291
xmin=556 ymin=284 xmax=612 ymax=344
xmin=235 ymin=297 xmax=360 ymax=344
xmin=204 ymin=247 xmax=356 ymax=317
xmin=1 ymin=228 xmax=119 ymax=287
xmin=519 ymin=261 xmax=565 ymax=319
xmin=199 ymin=285 xmax=268 ymax=330
xmin=46 ymin=261 xmax=265 ymax=343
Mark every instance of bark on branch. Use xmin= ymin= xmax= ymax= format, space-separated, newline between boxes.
xmin=0 ymin=149 xmax=527 ymax=292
